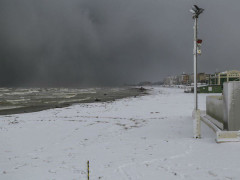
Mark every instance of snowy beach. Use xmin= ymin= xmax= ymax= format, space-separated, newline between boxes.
xmin=0 ymin=87 xmax=239 ymax=180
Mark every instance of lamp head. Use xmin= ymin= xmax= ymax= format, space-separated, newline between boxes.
xmin=190 ymin=5 xmax=204 ymax=19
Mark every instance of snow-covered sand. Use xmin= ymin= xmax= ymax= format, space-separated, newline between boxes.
xmin=0 ymin=87 xmax=239 ymax=180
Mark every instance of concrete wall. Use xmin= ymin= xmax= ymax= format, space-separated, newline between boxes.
xmin=206 ymin=81 xmax=240 ymax=131
xmin=206 ymin=96 xmax=224 ymax=128
xmin=223 ymin=82 xmax=240 ymax=131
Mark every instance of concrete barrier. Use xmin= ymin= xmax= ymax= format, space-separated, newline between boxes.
xmin=200 ymin=111 xmax=240 ymax=142
xmin=223 ymin=82 xmax=240 ymax=131
xmin=206 ymin=96 xmax=224 ymax=128
xmin=206 ymin=81 xmax=240 ymax=131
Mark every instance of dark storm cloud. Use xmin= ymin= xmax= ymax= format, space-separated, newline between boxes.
xmin=0 ymin=0 xmax=240 ymax=87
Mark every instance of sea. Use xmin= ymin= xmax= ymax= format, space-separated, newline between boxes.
xmin=0 ymin=87 xmax=146 ymax=115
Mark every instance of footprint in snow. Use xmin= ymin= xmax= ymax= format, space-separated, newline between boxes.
xmin=208 ymin=171 xmax=217 ymax=177
xmin=48 ymin=169 xmax=56 ymax=173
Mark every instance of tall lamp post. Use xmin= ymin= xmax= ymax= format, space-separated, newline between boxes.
xmin=190 ymin=5 xmax=204 ymax=138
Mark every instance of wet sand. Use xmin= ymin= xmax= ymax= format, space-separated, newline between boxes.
xmin=0 ymin=87 xmax=147 ymax=115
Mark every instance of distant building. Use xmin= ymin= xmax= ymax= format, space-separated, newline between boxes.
xmin=210 ymin=70 xmax=240 ymax=85
xmin=189 ymin=73 xmax=208 ymax=84
xmin=205 ymin=74 xmax=211 ymax=84
xmin=163 ymin=70 xmax=240 ymax=87
xmin=164 ymin=76 xmax=179 ymax=85
xmin=180 ymin=72 xmax=189 ymax=85
xmin=198 ymin=73 xmax=207 ymax=83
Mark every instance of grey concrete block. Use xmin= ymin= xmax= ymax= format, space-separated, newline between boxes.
xmin=223 ymin=82 xmax=240 ymax=131
xmin=206 ymin=96 xmax=224 ymax=124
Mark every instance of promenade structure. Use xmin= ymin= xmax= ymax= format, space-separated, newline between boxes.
xmin=209 ymin=70 xmax=240 ymax=85
xmin=202 ymin=81 xmax=240 ymax=142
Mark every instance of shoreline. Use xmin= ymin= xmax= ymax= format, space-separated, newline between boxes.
xmin=0 ymin=87 xmax=148 ymax=115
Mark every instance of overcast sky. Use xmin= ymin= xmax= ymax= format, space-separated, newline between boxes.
xmin=0 ymin=0 xmax=239 ymax=87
